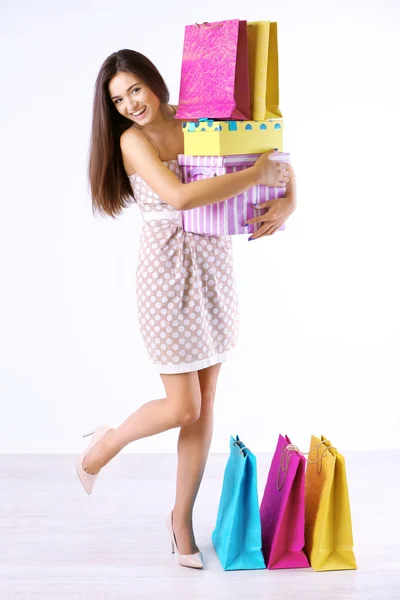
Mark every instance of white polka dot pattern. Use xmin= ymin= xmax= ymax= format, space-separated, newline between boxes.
xmin=128 ymin=159 xmax=239 ymax=374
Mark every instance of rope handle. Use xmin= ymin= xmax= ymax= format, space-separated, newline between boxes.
xmin=195 ymin=22 xmax=224 ymax=29
xmin=276 ymin=440 xmax=337 ymax=490
xmin=233 ymin=439 xmax=249 ymax=456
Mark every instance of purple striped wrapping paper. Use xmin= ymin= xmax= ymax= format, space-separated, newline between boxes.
xmin=177 ymin=153 xmax=290 ymax=235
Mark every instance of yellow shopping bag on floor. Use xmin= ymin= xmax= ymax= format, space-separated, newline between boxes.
xmin=304 ymin=435 xmax=357 ymax=572
xmin=247 ymin=21 xmax=282 ymax=120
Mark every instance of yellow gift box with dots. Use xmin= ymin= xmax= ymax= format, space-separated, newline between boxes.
xmin=182 ymin=118 xmax=284 ymax=156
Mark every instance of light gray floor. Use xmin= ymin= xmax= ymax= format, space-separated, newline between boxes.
xmin=1 ymin=450 xmax=399 ymax=600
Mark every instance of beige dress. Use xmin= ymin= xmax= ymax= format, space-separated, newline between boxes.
xmin=128 ymin=159 xmax=240 ymax=374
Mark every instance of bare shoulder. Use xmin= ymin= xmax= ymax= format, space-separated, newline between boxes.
xmin=120 ymin=127 xmax=155 ymax=176
xmin=119 ymin=125 xmax=183 ymax=210
xmin=120 ymin=125 xmax=146 ymax=149
xmin=120 ymin=126 xmax=158 ymax=164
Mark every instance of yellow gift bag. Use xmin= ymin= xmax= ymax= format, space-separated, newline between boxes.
xmin=304 ymin=435 xmax=357 ymax=572
xmin=247 ymin=21 xmax=282 ymax=121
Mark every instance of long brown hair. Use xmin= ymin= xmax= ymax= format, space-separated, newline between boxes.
xmin=88 ymin=49 xmax=170 ymax=218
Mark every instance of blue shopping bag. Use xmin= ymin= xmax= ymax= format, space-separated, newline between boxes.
xmin=212 ymin=435 xmax=266 ymax=571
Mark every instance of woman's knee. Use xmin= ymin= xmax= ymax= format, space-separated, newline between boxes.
xmin=160 ymin=371 xmax=202 ymax=427
xmin=171 ymin=402 xmax=201 ymax=427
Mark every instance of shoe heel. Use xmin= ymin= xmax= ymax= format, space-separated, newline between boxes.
xmin=76 ymin=425 xmax=112 ymax=495
xmin=166 ymin=511 xmax=203 ymax=568
xmin=166 ymin=513 xmax=176 ymax=553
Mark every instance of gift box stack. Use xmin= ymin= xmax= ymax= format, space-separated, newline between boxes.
xmin=175 ymin=20 xmax=291 ymax=236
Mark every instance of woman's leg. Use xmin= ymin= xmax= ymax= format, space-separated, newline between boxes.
xmin=82 ymin=370 xmax=202 ymax=475
xmin=168 ymin=363 xmax=222 ymax=555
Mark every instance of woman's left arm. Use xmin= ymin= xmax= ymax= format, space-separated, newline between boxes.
xmin=245 ymin=163 xmax=297 ymax=240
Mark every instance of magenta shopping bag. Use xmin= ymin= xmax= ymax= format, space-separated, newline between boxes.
xmin=175 ymin=20 xmax=251 ymax=120
xmin=260 ymin=435 xmax=310 ymax=569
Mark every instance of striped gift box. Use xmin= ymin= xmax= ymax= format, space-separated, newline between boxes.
xmin=177 ymin=153 xmax=290 ymax=235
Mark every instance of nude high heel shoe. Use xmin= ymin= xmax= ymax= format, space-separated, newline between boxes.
xmin=75 ymin=424 xmax=113 ymax=495
xmin=166 ymin=511 xmax=204 ymax=569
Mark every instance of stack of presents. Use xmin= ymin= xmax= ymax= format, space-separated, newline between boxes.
xmin=175 ymin=19 xmax=290 ymax=235
xmin=212 ymin=433 xmax=357 ymax=572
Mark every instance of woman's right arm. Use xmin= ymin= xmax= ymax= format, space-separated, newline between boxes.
xmin=121 ymin=128 xmax=288 ymax=211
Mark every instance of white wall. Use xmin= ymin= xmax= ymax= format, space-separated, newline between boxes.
xmin=1 ymin=0 xmax=399 ymax=453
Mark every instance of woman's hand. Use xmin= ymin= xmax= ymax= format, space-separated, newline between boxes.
xmin=253 ymin=149 xmax=290 ymax=188
xmin=245 ymin=196 xmax=296 ymax=239
xmin=245 ymin=164 xmax=297 ymax=240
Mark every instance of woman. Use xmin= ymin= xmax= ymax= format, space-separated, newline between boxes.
xmin=76 ymin=49 xmax=296 ymax=569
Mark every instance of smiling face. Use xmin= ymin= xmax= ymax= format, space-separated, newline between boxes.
xmin=108 ymin=71 xmax=161 ymax=126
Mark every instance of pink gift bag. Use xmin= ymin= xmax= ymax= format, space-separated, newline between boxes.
xmin=260 ymin=435 xmax=310 ymax=570
xmin=177 ymin=153 xmax=290 ymax=235
xmin=175 ymin=20 xmax=251 ymax=120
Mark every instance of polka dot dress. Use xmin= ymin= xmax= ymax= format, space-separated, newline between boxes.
xmin=128 ymin=159 xmax=239 ymax=374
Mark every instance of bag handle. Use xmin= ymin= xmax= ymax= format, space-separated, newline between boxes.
xmin=233 ymin=438 xmax=249 ymax=456
xmin=187 ymin=167 xmax=217 ymax=180
xmin=195 ymin=22 xmax=224 ymax=29
xmin=277 ymin=440 xmax=338 ymax=490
